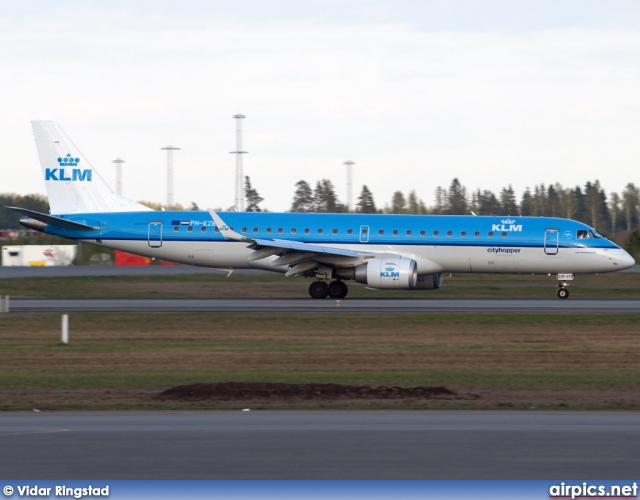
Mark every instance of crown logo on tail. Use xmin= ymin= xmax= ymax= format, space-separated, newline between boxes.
xmin=57 ymin=153 xmax=80 ymax=167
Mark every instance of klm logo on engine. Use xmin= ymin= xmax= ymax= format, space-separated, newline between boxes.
xmin=491 ymin=218 xmax=522 ymax=232
xmin=45 ymin=154 xmax=92 ymax=182
xmin=380 ymin=266 xmax=400 ymax=278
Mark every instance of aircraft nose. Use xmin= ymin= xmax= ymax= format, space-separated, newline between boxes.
xmin=610 ymin=247 xmax=636 ymax=270
xmin=605 ymin=248 xmax=636 ymax=270
xmin=620 ymin=249 xmax=636 ymax=270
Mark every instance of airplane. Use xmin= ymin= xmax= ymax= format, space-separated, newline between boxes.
xmin=8 ymin=120 xmax=635 ymax=299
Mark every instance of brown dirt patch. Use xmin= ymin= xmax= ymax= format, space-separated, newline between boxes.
xmin=3 ymin=386 xmax=640 ymax=410
xmin=2 ymin=312 xmax=640 ymax=409
xmin=156 ymin=382 xmax=461 ymax=401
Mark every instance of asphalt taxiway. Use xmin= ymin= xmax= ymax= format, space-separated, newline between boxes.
xmin=0 ymin=264 xmax=638 ymax=280
xmin=1 ymin=411 xmax=639 ymax=479
xmin=3 ymin=265 xmax=639 ymax=312
xmin=8 ymin=297 xmax=640 ymax=313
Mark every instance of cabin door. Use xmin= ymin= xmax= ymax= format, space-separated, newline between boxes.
xmin=148 ymin=221 xmax=163 ymax=248
xmin=544 ymin=229 xmax=559 ymax=255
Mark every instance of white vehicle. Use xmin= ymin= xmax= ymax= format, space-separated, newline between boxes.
xmin=1 ymin=245 xmax=77 ymax=266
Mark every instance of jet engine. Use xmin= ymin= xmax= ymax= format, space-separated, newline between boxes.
xmin=414 ymin=272 xmax=444 ymax=290
xmin=334 ymin=258 xmax=444 ymax=291
xmin=354 ymin=258 xmax=418 ymax=289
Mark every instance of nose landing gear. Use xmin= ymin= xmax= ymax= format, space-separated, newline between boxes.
xmin=555 ymin=273 xmax=573 ymax=299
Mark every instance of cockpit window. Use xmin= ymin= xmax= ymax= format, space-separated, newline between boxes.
xmin=590 ymin=230 xmax=603 ymax=239
xmin=577 ymin=230 xmax=591 ymax=239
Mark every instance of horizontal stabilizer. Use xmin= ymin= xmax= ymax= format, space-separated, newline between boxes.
xmin=6 ymin=206 xmax=99 ymax=231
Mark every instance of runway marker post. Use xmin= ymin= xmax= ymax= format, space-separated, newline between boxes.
xmin=61 ymin=314 xmax=69 ymax=344
xmin=0 ymin=295 xmax=8 ymax=313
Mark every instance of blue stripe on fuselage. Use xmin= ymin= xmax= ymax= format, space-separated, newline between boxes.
xmin=45 ymin=212 xmax=620 ymax=250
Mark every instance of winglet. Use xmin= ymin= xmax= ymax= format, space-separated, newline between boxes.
xmin=207 ymin=210 xmax=251 ymax=241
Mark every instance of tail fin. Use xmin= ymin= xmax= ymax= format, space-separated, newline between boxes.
xmin=32 ymin=120 xmax=152 ymax=214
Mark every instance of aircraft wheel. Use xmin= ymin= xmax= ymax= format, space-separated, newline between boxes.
xmin=309 ymin=281 xmax=329 ymax=299
xmin=328 ymin=281 xmax=348 ymax=299
xmin=556 ymin=287 xmax=569 ymax=299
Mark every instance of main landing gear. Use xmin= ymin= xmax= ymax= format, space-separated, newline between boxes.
xmin=308 ymin=280 xmax=348 ymax=299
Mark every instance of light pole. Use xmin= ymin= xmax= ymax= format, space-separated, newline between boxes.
xmin=112 ymin=158 xmax=124 ymax=196
xmin=161 ymin=145 xmax=180 ymax=207
xmin=344 ymin=161 xmax=355 ymax=212
xmin=230 ymin=114 xmax=247 ymax=211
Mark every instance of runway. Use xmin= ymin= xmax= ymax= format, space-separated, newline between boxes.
xmin=3 ymin=266 xmax=639 ymax=313
xmin=8 ymin=297 xmax=640 ymax=312
xmin=0 ymin=265 xmax=267 ymax=279
xmin=0 ymin=265 xmax=639 ymax=280
xmin=1 ymin=411 xmax=639 ymax=479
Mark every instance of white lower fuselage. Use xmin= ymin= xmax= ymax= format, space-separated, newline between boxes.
xmin=88 ymin=238 xmax=632 ymax=276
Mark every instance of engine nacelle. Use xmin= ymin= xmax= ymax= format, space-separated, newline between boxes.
xmin=354 ymin=258 xmax=418 ymax=289
xmin=414 ymin=272 xmax=444 ymax=290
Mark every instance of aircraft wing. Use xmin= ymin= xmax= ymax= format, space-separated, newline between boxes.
xmin=252 ymin=238 xmax=359 ymax=257
xmin=208 ymin=210 xmax=367 ymax=277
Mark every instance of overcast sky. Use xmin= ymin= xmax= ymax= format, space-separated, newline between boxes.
xmin=2 ymin=0 xmax=639 ymax=212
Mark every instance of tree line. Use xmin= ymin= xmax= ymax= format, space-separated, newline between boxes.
xmin=2 ymin=177 xmax=640 ymax=239
xmin=283 ymin=177 xmax=640 ymax=238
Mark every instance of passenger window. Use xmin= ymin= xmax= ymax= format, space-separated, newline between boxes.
xmin=318 ymin=228 xmax=324 ymax=234
xmin=200 ymin=226 xmax=206 ymax=232
xmin=291 ymin=228 xmax=297 ymax=234
xmin=266 ymin=228 xmax=272 ymax=233
xmin=241 ymin=227 xmax=247 ymax=232
xmin=187 ymin=226 xmax=193 ymax=232
xmin=501 ymin=232 xmax=507 ymax=237
xmin=332 ymin=228 xmax=338 ymax=235
xmin=378 ymin=229 xmax=384 ymax=235
xmin=474 ymin=231 xmax=480 ymax=237
xmin=461 ymin=231 xmax=466 ymax=237
xmin=392 ymin=229 xmax=398 ymax=236
xmin=406 ymin=230 xmax=412 ymax=236
xmin=173 ymin=226 xmax=179 ymax=232
xmin=214 ymin=227 xmax=220 ymax=232
xmin=447 ymin=230 xmax=452 ymax=236
xmin=278 ymin=228 xmax=283 ymax=234
xmin=253 ymin=227 xmax=258 ymax=233
xmin=304 ymin=228 xmax=310 ymax=234
xmin=347 ymin=229 xmax=353 ymax=235
xmin=488 ymin=231 xmax=494 ymax=237
xmin=419 ymin=230 xmax=425 ymax=236
xmin=433 ymin=230 xmax=439 ymax=236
